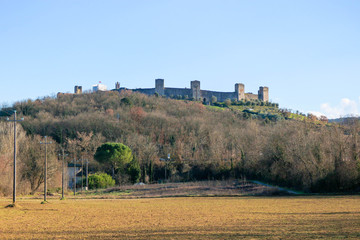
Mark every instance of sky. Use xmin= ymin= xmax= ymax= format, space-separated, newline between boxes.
xmin=1 ymin=0 xmax=359 ymax=119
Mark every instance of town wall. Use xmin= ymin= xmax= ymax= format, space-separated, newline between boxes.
xmin=245 ymin=93 xmax=258 ymax=101
xmin=201 ymin=90 xmax=237 ymax=102
xmin=132 ymin=88 xmax=156 ymax=95
xmin=164 ymin=88 xmax=192 ymax=98
xmin=114 ymin=79 xmax=269 ymax=102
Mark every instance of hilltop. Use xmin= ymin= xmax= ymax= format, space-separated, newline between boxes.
xmin=1 ymin=90 xmax=360 ymax=193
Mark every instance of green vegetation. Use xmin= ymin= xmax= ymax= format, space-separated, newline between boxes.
xmin=88 ymin=172 xmax=115 ymax=189
xmin=94 ymin=142 xmax=141 ymax=184
xmin=94 ymin=142 xmax=133 ymax=177
xmin=127 ymin=157 xmax=141 ymax=183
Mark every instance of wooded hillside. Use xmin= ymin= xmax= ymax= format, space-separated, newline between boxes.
xmin=1 ymin=90 xmax=359 ymax=194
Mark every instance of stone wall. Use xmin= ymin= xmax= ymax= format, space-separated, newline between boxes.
xmin=164 ymin=88 xmax=192 ymax=98
xmin=245 ymin=93 xmax=258 ymax=101
xmin=200 ymin=90 xmax=237 ymax=102
xmin=114 ymin=79 xmax=269 ymax=102
xmin=132 ymin=88 xmax=156 ymax=95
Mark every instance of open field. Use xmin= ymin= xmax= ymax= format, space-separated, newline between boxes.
xmin=1 ymin=196 xmax=360 ymax=239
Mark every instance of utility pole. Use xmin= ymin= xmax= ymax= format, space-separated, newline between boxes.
xmin=58 ymin=149 xmax=68 ymax=200
xmin=73 ymin=157 xmax=76 ymax=196
xmin=160 ymin=153 xmax=171 ymax=182
xmin=81 ymin=157 xmax=84 ymax=192
xmin=166 ymin=154 xmax=170 ymax=181
xmin=85 ymin=158 xmax=89 ymax=190
xmin=40 ymin=136 xmax=52 ymax=202
xmin=6 ymin=110 xmax=24 ymax=204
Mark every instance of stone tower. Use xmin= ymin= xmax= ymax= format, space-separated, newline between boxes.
xmin=258 ymin=86 xmax=269 ymax=102
xmin=235 ymin=83 xmax=245 ymax=101
xmin=155 ymin=79 xmax=164 ymax=95
xmin=74 ymin=86 xmax=82 ymax=94
xmin=115 ymin=82 xmax=120 ymax=90
xmin=191 ymin=80 xmax=201 ymax=101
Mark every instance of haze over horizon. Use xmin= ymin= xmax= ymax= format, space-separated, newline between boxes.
xmin=1 ymin=0 xmax=359 ymax=119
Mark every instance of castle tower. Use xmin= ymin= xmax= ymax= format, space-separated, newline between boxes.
xmin=258 ymin=86 xmax=269 ymax=102
xmin=74 ymin=86 xmax=82 ymax=94
xmin=115 ymin=82 xmax=120 ymax=90
xmin=235 ymin=83 xmax=245 ymax=101
xmin=191 ymin=80 xmax=201 ymax=101
xmin=155 ymin=79 xmax=165 ymax=95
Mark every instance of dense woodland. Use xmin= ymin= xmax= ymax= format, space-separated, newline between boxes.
xmin=0 ymin=90 xmax=359 ymax=196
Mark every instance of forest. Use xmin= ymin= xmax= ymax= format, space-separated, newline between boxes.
xmin=0 ymin=90 xmax=359 ymax=196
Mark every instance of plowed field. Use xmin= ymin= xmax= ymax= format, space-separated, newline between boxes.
xmin=1 ymin=196 xmax=360 ymax=239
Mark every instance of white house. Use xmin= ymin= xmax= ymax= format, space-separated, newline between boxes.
xmin=67 ymin=163 xmax=83 ymax=189
xmin=92 ymin=82 xmax=107 ymax=92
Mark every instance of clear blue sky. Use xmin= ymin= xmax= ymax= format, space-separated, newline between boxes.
xmin=1 ymin=0 xmax=359 ymax=118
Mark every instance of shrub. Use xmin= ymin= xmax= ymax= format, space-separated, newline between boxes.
xmin=224 ymin=98 xmax=231 ymax=107
xmin=88 ymin=173 xmax=115 ymax=189
xmin=120 ymin=97 xmax=133 ymax=107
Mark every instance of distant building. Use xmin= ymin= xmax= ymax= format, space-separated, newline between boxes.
xmin=67 ymin=163 xmax=82 ymax=189
xmin=74 ymin=85 xmax=82 ymax=94
xmin=92 ymin=82 xmax=107 ymax=92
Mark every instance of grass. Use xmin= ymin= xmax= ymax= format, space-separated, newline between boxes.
xmin=1 ymin=196 xmax=360 ymax=239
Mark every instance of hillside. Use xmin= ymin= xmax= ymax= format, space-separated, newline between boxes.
xmin=1 ymin=90 xmax=360 ymax=193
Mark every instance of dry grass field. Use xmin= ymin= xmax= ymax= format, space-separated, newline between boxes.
xmin=1 ymin=196 xmax=360 ymax=239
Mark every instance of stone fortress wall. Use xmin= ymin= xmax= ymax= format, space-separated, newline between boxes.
xmin=115 ymin=79 xmax=269 ymax=102
xmin=65 ymin=79 xmax=269 ymax=102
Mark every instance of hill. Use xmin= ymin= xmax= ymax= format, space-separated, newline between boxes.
xmin=1 ymin=90 xmax=360 ymax=193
